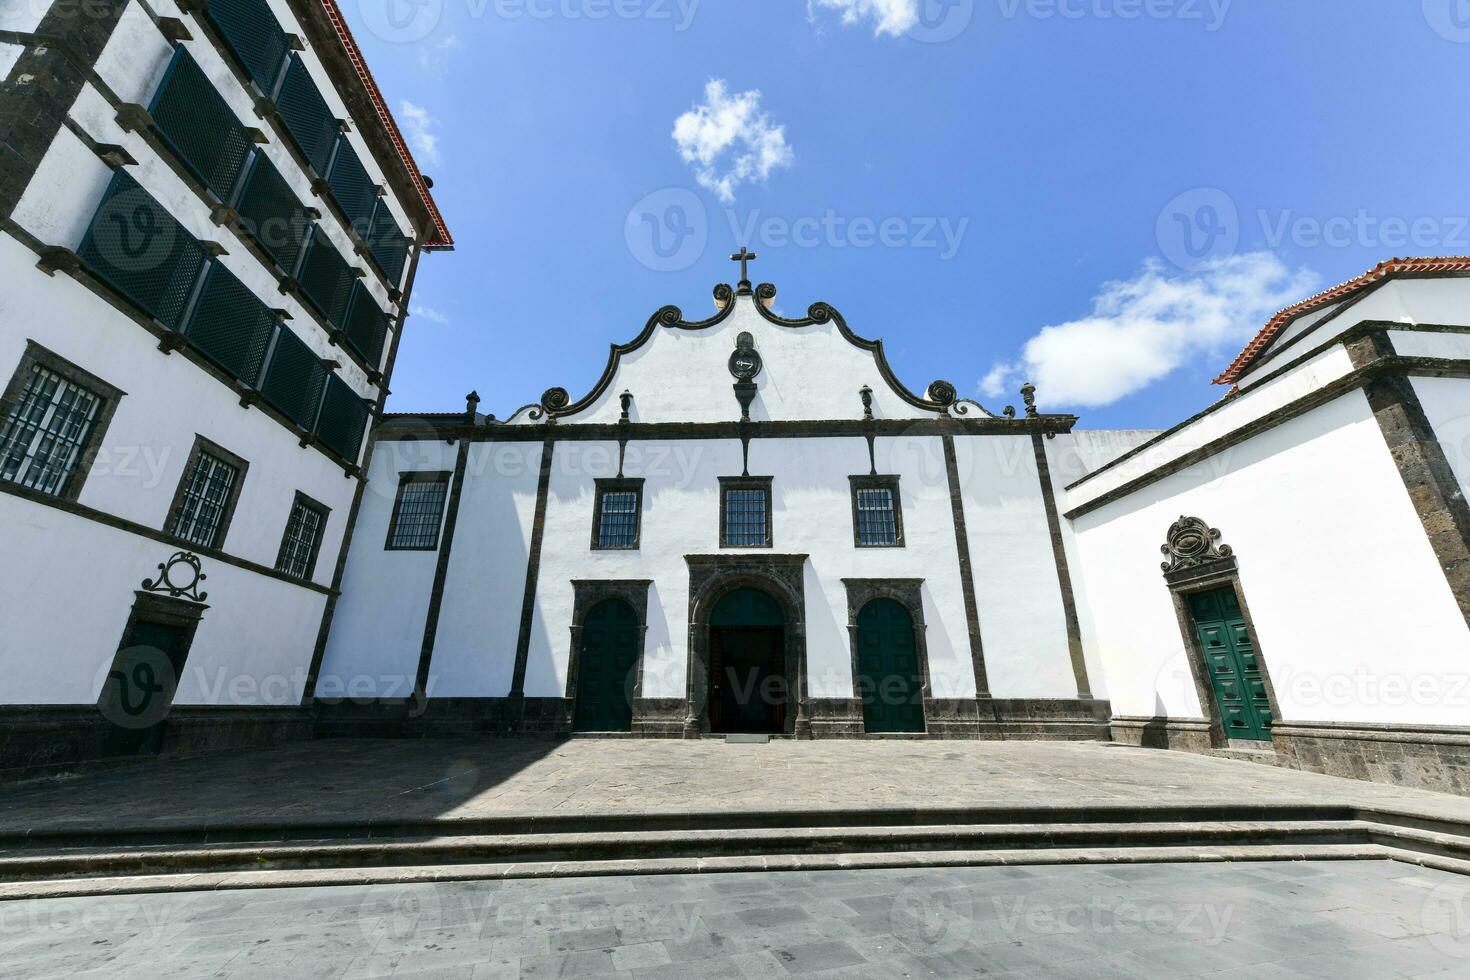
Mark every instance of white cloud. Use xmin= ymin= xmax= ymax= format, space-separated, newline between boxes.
xmin=672 ymin=79 xmax=793 ymax=204
xmin=978 ymin=252 xmax=1319 ymax=409
xmin=807 ymin=0 xmax=917 ymax=36
xmin=417 ymin=34 xmax=459 ymax=75
xmin=410 ymin=304 xmax=450 ymax=325
xmin=399 ymin=99 xmax=442 ymax=168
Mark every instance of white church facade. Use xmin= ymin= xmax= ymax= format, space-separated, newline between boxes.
xmin=3 ymin=0 xmax=1470 ymax=798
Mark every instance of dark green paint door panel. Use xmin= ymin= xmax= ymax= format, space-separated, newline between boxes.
xmin=1187 ymin=587 xmax=1273 ymax=741
xmin=573 ymin=599 xmax=639 ymax=733
xmin=856 ymin=598 xmax=925 ymax=734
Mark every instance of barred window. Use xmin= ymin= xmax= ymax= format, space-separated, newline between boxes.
xmin=276 ymin=493 xmax=328 ymax=580
xmin=851 ymin=476 xmax=904 ymax=548
xmin=858 ymin=476 xmax=899 ymax=549
xmin=720 ymin=477 xmax=772 ymax=548
xmin=0 ymin=345 xmax=120 ymax=500
xmin=386 ymin=472 xmax=450 ymax=550
xmin=0 ymin=365 xmax=102 ymax=496
xmin=168 ymin=440 xmax=246 ymax=550
xmin=592 ymin=479 xmax=642 ymax=550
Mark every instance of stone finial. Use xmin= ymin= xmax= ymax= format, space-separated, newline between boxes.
xmin=619 ymin=390 xmax=633 ymax=423
xmin=464 ymin=390 xmax=480 ymax=422
xmin=1021 ymin=382 xmax=1038 ymax=417
xmin=859 ymin=385 xmax=873 ymax=420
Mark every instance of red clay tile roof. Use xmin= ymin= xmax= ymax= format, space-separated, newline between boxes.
xmin=1215 ymin=256 xmax=1470 ymax=385
xmin=316 ymin=0 xmax=452 ymax=248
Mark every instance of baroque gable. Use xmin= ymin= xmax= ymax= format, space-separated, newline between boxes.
xmin=505 ymin=283 xmax=992 ymax=425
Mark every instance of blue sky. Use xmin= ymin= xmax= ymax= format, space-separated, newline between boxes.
xmin=349 ymin=0 xmax=1470 ymax=428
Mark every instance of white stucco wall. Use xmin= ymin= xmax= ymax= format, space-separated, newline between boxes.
xmin=1071 ymin=390 xmax=1470 ymax=727
xmin=1413 ymin=375 xmax=1470 ymax=504
xmin=316 ymin=438 xmax=458 ymax=699
xmin=538 ymin=296 xmax=946 ymax=425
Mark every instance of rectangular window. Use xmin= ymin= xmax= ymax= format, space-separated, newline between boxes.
xmin=851 ymin=475 xmax=904 ymax=547
xmin=0 ymin=343 xmax=122 ymax=500
xmin=385 ymin=471 xmax=450 ymax=550
xmin=275 ymin=492 xmax=329 ymax=580
xmin=592 ymin=478 xmax=643 ymax=550
xmin=167 ymin=437 xmax=248 ymax=550
xmin=720 ymin=476 xmax=773 ymax=548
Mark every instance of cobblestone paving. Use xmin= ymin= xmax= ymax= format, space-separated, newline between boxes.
xmin=6 ymin=860 xmax=1470 ymax=978
xmin=4 ymin=739 xmax=1470 ymax=832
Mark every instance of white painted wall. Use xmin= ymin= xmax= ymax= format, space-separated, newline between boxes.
xmin=0 ymin=494 xmax=325 ymax=705
xmin=1071 ymin=391 xmax=1470 ymax=727
xmin=316 ymin=437 xmax=457 ymax=699
xmin=1413 ymin=375 xmax=1470 ymax=505
xmin=534 ymin=296 xmax=946 ymax=425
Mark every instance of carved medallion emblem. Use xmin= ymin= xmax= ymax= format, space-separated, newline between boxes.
xmin=729 ymin=331 xmax=762 ymax=381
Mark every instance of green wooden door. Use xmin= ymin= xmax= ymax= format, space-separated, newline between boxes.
xmin=1187 ymin=587 xmax=1273 ymax=741
xmin=856 ymin=598 xmax=925 ymax=734
xmin=573 ymin=599 xmax=639 ymax=733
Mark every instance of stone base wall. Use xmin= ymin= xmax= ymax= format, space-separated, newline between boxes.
xmin=1110 ymin=716 xmax=1215 ymax=754
xmin=1111 ymin=716 xmax=1470 ymax=797
xmin=0 ymin=705 xmax=313 ymax=783
xmin=1272 ymin=722 xmax=1470 ymax=796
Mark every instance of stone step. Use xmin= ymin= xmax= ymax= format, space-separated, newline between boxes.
xmin=0 ymin=842 xmax=1394 ymax=901
xmin=0 ymin=819 xmax=1384 ymax=882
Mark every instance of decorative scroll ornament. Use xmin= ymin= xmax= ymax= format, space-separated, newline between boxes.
xmin=1160 ymin=516 xmax=1233 ymax=574
xmin=539 ymin=387 xmax=570 ymax=412
xmin=142 ymin=552 xmax=208 ymax=602
xmin=729 ymin=331 xmax=763 ymax=381
xmin=926 ymin=380 xmax=957 ymax=407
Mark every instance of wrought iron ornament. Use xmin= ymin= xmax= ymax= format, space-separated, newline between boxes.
xmin=142 ymin=551 xmax=208 ymax=602
xmin=1160 ymin=516 xmax=1234 ymax=574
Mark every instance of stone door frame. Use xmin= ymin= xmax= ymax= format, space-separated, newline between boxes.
xmin=684 ymin=554 xmax=810 ymax=738
xmin=1161 ymin=518 xmax=1283 ymax=750
xmin=565 ymin=579 xmax=652 ymax=733
xmin=841 ymin=578 xmax=932 ymax=734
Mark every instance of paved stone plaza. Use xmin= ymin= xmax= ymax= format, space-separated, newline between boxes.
xmin=7 ymin=860 xmax=1470 ymax=978
xmin=5 ymin=738 xmax=1470 ymax=833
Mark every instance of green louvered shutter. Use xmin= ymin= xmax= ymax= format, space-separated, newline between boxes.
xmin=77 ymin=170 xmax=208 ymax=330
xmin=324 ymin=135 xmax=376 ymax=230
xmin=341 ymin=281 xmax=388 ymax=366
xmin=234 ymin=154 xmax=311 ymax=273
xmin=182 ymin=262 xmax=276 ymax=384
xmin=260 ymin=326 xmax=327 ymax=427
xmin=149 ymin=48 xmax=253 ymax=201
xmin=296 ymin=227 xmax=356 ymax=328
xmin=365 ymin=199 xmax=411 ymax=285
xmin=205 ymin=0 xmax=289 ymax=92
xmin=275 ymin=54 xmax=338 ymax=176
xmin=314 ymin=373 xmax=370 ymax=461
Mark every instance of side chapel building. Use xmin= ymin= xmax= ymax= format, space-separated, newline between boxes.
xmin=3 ymin=0 xmax=1470 ymax=796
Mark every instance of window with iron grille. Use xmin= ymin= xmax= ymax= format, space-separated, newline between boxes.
xmin=149 ymin=47 xmax=254 ymax=201
xmin=592 ymin=479 xmax=642 ymax=550
xmin=77 ymin=170 xmax=209 ymax=331
xmin=385 ymin=471 xmax=450 ymax=550
xmin=0 ymin=345 xmax=122 ymax=500
xmin=275 ymin=492 xmax=329 ymax=580
xmin=167 ymin=438 xmax=248 ymax=550
xmin=720 ymin=477 xmax=773 ymax=548
xmin=850 ymin=475 xmax=904 ymax=547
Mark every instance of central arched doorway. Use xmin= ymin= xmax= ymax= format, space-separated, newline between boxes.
xmin=708 ymin=587 xmax=786 ymax=734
